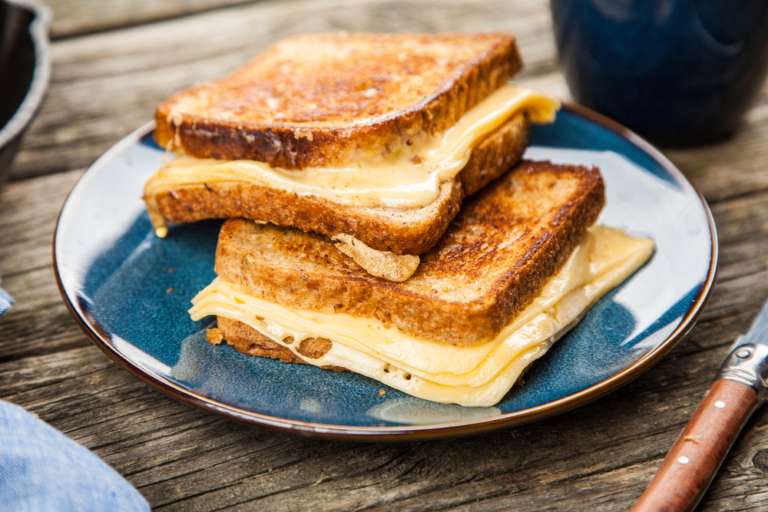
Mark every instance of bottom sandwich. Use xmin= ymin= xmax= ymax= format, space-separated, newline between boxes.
xmin=189 ymin=161 xmax=654 ymax=407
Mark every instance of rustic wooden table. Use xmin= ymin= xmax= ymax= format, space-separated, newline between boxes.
xmin=2 ymin=0 xmax=768 ymax=510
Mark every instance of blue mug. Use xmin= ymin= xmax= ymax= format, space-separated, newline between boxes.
xmin=550 ymin=0 xmax=768 ymax=147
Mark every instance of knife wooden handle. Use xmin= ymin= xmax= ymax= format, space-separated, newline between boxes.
xmin=633 ymin=379 xmax=759 ymax=512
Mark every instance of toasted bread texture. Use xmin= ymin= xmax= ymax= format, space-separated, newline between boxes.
xmin=151 ymin=112 xmax=530 ymax=255
xmin=214 ymin=160 xmax=606 ymax=345
xmin=213 ymin=319 xmax=345 ymax=372
xmin=155 ymin=33 xmax=522 ymax=169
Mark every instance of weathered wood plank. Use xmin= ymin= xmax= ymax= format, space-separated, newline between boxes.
xmin=0 ymin=170 xmax=89 ymax=362
xmin=45 ymin=0 xmax=259 ymax=39
xmin=0 ymin=290 xmax=88 ymax=364
xmin=440 ymin=461 xmax=657 ymax=512
xmin=0 ymin=169 xmax=82 ymax=276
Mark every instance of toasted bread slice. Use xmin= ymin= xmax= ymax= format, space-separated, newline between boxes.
xmin=211 ymin=319 xmax=345 ymax=372
xmin=214 ymin=160 xmax=605 ymax=345
xmin=155 ymin=33 xmax=522 ymax=169
xmin=150 ymin=112 xmax=530 ymax=255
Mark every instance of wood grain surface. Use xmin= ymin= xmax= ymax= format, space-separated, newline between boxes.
xmin=47 ymin=0 xmax=259 ymax=39
xmin=2 ymin=0 xmax=768 ymax=510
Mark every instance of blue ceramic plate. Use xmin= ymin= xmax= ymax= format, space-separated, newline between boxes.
xmin=54 ymin=105 xmax=717 ymax=440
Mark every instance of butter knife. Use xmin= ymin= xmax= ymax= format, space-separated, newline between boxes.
xmin=633 ymin=297 xmax=768 ymax=511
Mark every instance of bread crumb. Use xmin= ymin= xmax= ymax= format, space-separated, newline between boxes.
xmin=166 ymin=288 xmax=173 ymax=294
xmin=379 ymin=390 xmax=386 ymax=396
xmin=293 ymin=128 xmax=314 ymax=141
xmin=206 ymin=328 xmax=224 ymax=345
xmin=168 ymin=268 xmax=174 ymax=273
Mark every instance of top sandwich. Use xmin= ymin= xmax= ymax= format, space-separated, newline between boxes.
xmin=143 ymin=33 xmax=560 ymax=274
xmin=154 ymin=33 xmax=524 ymax=169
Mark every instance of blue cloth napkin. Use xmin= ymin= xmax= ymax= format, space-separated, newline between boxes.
xmin=0 ymin=279 xmax=12 ymax=316
xmin=0 ymin=400 xmax=150 ymax=512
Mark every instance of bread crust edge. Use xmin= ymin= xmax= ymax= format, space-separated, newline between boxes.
xmin=154 ymin=34 xmax=522 ymax=169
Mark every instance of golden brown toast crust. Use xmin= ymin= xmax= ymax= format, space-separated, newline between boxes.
xmin=151 ymin=113 xmax=530 ymax=255
xmin=154 ymin=33 xmax=522 ymax=169
xmin=214 ymin=160 xmax=606 ymax=345
xmin=215 ymin=316 xmax=345 ymax=372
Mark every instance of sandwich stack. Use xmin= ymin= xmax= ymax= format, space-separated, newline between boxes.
xmin=143 ymin=33 xmax=654 ymax=407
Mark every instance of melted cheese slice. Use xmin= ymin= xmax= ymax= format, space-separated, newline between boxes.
xmin=189 ymin=227 xmax=654 ymax=407
xmin=145 ymin=85 xmax=560 ymax=235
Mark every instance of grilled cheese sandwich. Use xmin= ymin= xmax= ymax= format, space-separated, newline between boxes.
xmin=191 ymin=226 xmax=653 ymax=406
xmin=142 ymin=33 xmax=559 ymax=266
xmin=145 ymin=33 xmax=655 ymax=409
xmin=145 ymin=85 xmax=558 ymax=215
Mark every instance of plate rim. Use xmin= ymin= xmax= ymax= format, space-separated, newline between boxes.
xmin=53 ymin=103 xmax=719 ymax=441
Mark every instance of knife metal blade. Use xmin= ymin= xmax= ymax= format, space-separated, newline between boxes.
xmin=633 ymin=297 xmax=768 ymax=512
xmin=738 ymin=296 xmax=768 ymax=348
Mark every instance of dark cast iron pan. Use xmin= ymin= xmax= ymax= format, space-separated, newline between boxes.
xmin=0 ymin=0 xmax=50 ymax=193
